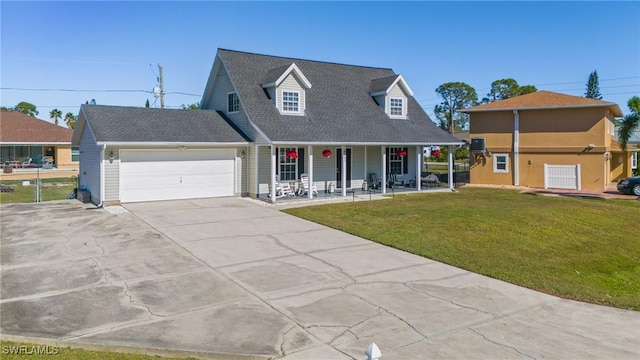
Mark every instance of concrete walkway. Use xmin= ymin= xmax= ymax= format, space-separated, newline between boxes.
xmin=1 ymin=198 xmax=638 ymax=359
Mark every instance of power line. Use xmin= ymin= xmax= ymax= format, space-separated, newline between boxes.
xmin=1 ymin=87 xmax=153 ymax=93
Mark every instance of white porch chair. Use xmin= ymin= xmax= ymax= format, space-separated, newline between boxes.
xmin=269 ymin=175 xmax=295 ymax=198
xmin=299 ymin=173 xmax=318 ymax=196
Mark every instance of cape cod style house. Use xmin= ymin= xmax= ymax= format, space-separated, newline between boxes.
xmin=73 ymin=49 xmax=461 ymax=205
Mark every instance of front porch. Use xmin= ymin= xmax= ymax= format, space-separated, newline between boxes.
xmin=255 ymin=183 xmax=454 ymax=206
xmin=252 ymin=144 xmax=460 ymax=203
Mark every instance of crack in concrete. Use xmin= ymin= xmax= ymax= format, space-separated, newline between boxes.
xmin=345 ymin=288 xmax=428 ymax=341
xmin=404 ymin=282 xmax=492 ymax=316
xmin=92 ymin=235 xmax=106 ymax=256
xmin=123 ymin=281 xmax=166 ymax=319
xmin=88 ymin=258 xmax=110 ymax=285
xmin=278 ymin=324 xmax=296 ymax=357
xmin=468 ymin=328 xmax=537 ymax=360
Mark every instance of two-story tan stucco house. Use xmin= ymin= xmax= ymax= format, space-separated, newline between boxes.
xmin=460 ymin=91 xmax=634 ymax=191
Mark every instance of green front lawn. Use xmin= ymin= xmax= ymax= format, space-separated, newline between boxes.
xmin=0 ymin=177 xmax=77 ymax=204
xmin=284 ymin=188 xmax=640 ymax=310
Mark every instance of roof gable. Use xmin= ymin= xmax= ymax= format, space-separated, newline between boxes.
xmin=462 ymin=90 xmax=623 ymax=116
xmin=0 ymin=111 xmax=73 ymax=143
xmin=217 ymin=49 xmax=459 ymax=144
xmin=262 ymin=63 xmax=312 ymax=89
xmin=369 ymin=74 xmax=414 ymax=97
xmin=78 ymin=105 xmax=250 ymax=144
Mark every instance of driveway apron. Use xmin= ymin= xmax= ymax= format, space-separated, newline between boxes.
xmin=1 ymin=198 xmax=638 ymax=359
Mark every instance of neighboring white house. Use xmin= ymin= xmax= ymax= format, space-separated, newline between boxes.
xmin=73 ymin=49 xmax=462 ymax=205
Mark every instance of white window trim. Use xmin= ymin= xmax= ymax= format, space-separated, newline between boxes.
xmin=281 ymin=90 xmax=301 ymax=114
xmin=632 ymin=152 xmax=638 ymax=170
xmin=387 ymin=96 xmax=406 ymax=119
xmin=227 ymin=92 xmax=239 ymax=114
xmin=278 ymin=147 xmax=298 ymax=181
xmin=493 ymin=153 xmax=509 ymax=173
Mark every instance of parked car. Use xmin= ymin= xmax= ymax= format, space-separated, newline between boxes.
xmin=617 ymin=176 xmax=640 ymax=196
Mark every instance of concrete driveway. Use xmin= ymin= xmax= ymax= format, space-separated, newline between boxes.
xmin=1 ymin=198 xmax=639 ymax=359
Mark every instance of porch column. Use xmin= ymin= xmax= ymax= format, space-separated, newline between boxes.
xmin=381 ymin=146 xmax=387 ymax=194
xmin=341 ymin=145 xmax=347 ymax=197
xmin=254 ymin=145 xmax=259 ymax=198
xmin=416 ymin=146 xmax=422 ymax=191
xmin=448 ymin=145 xmax=454 ymax=190
xmin=308 ymin=145 xmax=314 ymax=199
xmin=364 ymin=145 xmax=368 ymax=187
xmin=270 ymin=145 xmax=277 ymax=203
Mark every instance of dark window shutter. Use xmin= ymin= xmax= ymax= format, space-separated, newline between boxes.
xmin=403 ymin=147 xmax=408 ymax=174
xmin=297 ymin=148 xmax=305 ymax=179
xmin=275 ymin=148 xmax=279 ymax=176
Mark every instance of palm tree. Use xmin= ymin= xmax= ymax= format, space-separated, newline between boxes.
xmin=64 ymin=112 xmax=77 ymax=130
xmin=49 ymin=108 xmax=62 ymax=125
xmin=618 ymin=96 xmax=640 ymax=152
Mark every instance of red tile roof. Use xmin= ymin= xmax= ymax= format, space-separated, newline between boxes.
xmin=0 ymin=111 xmax=73 ymax=143
xmin=461 ymin=91 xmax=623 ymax=116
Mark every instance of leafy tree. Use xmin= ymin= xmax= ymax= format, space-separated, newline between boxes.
xmin=14 ymin=101 xmax=38 ymax=117
xmin=434 ymin=82 xmax=477 ymax=133
xmin=64 ymin=112 xmax=77 ymax=130
xmin=49 ymin=109 xmax=62 ymax=125
xmin=618 ymin=96 xmax=640 ymax=152
xmin=1 ymin=106 xmax=11 ymax=111
xmin=627 ymin=96 xmax=640 ymax=113
xmin=481 ymin=78 xmax=537 ymax=103
xmin=585 ymin=70 xmax=602 ymax=99
xmin=145 ymin=99 xmax=150 ymax=108
xmin=180 ymin=102 xmax=200 ymax=110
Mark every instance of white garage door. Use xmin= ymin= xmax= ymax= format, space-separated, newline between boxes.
xmin=120 ymin=149 xmax=235 ymax=203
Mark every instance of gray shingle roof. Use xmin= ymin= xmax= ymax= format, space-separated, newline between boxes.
xmin=218 ymin=49 xmax=460 ymax=144
xmin=81 ymin=105 xmax=250 ymax=143
xmin=369 ymin=75 xmax=399 ymax=94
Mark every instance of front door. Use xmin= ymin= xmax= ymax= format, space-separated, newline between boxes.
xmin=336 ymin=148 xmax=352 ymax=188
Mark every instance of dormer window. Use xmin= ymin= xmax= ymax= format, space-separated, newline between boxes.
xmin=227 ymin=92 xmax=239 ymax=113
xmin=262 ymin=63 xmax=311 ymax=116
xmin=370 ymin=74 xmax=413 ymax=120
xmin=390 ymin=98 xmax=403 ymax=116
xmin=282 ymin=91 xmax=299 ymax=112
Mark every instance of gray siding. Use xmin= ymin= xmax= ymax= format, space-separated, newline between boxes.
xmin=104 ymin=147 xmax=120 ymax=202
xmin=202 ymin=65 xmax=267 ymax=144
xmin=78 ymin=121 xmax=102 ymax=204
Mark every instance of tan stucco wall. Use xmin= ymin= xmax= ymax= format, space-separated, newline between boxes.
xmin=55 ymin=145 xmax=78 ymax=170
xmin=471 ymin=153 xmax=607 ymax=191
xmin=469 ymin=107 xmax=631 ymax=190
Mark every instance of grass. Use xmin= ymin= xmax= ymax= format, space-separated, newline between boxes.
xmin=0 ymin=340 xmax=197 ymax=360
xmin=284 ymin=187 xmax=640 ymax=310
xmin=0 ymin=177 xmax=76 ymax=204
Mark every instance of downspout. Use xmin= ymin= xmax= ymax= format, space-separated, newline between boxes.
xmin=513 ymin=109 xmax=520 ymax=186
xmin=99 ymin=144 xmax=106 ymax=207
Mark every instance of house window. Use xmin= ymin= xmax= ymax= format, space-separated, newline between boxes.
xmin=227 ymin=92 xmax=239 ymax=113
xmin=493 ymin=153 xmax=509 ymax=173
xmin=71 ymin=146 xmax=79 ymax=162
xmin=388 ymin=147 xmax=407 ymax=174
xmin=278 ymin=147 xmax=297 ymax=181
xmin=390 ymin=98 xmax=403 ymax=116
xmin=282 ymin=91 xmax=299 ymax=112
xmin=632 ymin=152 xmax=638 ymax=170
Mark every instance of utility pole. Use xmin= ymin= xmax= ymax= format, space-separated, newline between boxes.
xmin=158 ymin=63 xmax=165 ymax=108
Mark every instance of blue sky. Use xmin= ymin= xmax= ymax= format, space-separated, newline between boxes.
xmin=1 ymin=1 xmax=639 ymax=125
